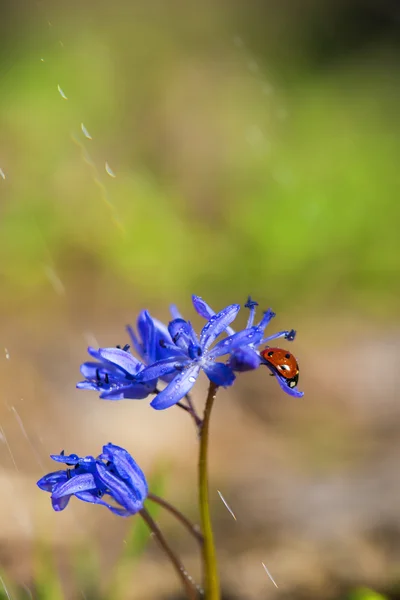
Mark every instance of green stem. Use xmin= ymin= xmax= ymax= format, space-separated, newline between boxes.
xmin=198 ymin=382 xmax=220 ymax=600
xmin=139 ymin=507 xmax=199 ymax=600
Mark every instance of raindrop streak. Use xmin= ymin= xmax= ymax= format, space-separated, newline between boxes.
xmin=105 ymin=162 xmax=116 ymax=178
xmin=262 ymin=562 xmax=278 ymax=588
xmin=81 ymin=123 xmax=92 ymax=140
xmin=4 ymin=348 xmax=10 ymax=359
xmin=11 ymin=405 xmax=45 ymax=469
xmin=0 ymin=425 xmax=18 ymax=471
xmin=57 ymin=84 xmax=68 ymax=100
xmin=70 ymin=133 xmax=124 ymax=233
xmin=0 ymin=575 xmax=12 ymax=600
xmin=44 ymin=265 xmax=65 ymax=295
xmin=0 ymin=168 xmax=5 ymax=180
xmin=217 ymin=490 xmax=237 ymax=520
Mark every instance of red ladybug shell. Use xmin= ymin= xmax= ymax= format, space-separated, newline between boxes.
xmin=260 ymin=347 xmax=299 ymax=388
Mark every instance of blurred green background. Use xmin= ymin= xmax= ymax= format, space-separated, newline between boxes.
xmin=0 ymin=0 xmax=399 ymax=599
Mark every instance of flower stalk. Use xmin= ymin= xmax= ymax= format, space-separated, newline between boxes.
xmin=139 ymin=507 xmax=199 ymax=600
xmin=147 ymin=493 xmax=203 ymax=545
xmin=198 ymin=382 xmax=220 ymax=600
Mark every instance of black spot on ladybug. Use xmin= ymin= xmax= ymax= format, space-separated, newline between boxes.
xmin=267 ymin=351 xmax=274 ymax=357
xmin=285 ymin=353 xmax=291 ymax=359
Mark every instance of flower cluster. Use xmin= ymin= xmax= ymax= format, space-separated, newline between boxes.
xmin=77 ymin=295 xmax=303 ymax=408
xmin=38 ymin=295 xmax=303 ymax=516
xmin=37 ymin=443 xmax=148 ymax=516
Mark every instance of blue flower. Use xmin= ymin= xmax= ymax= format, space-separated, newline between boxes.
xmin=37 ymin=443 xmax=148 ymax=516
xmin=137 ymin=302 xmax=258 ymax=410
xmin=192 ymin=295 xmax=303 ymax=398
xmin=77 ymin=347 xmax=157 ymax=400
xmin=127 ymin=309 xmax=183 ymax=378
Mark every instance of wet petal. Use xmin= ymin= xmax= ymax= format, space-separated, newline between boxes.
xmin=203 ymin=362 xmax=235 ymax=387
xmin=50 ymin=453 xmax=81 ymax=465
xmin=99 ymin=382 xmax=155 ymax=400
xmin=266 ymin=367 xmax=304 ymax=398
xmin=76 ymin=381 xmax=101 ymax=391
xmin=262 ymin=329 xmax=296 ymax=344
xmin=150 ymin=364 xmax=200 ymax=410
xmin=207 ymin=327 xmax=263 ymax=359
xmin=96 ymin=463 xmax=145 ymax=514
xmin=256 ymin=308 xmax=276 ymax=331
xmin=51 ymin=494 xmax=71 ymax=511
xmin=37 ymin=470 xmax=67 ymax=491
xmin=75 ymin=491 xmax=132 ymax=516
xmin=168 ymin=319 xmax=198 ymax=351
xmin=97 ymin=348 xmax=142 ymax=376
xmin=51 ymin=472 xmax=97 ymax=499
xmin=192 ymin=295 xmax=235 ymax=335
xmin=229 ymin=346 xmax=261 ymax=371
xmin=138 ymin=357 xmax=187 ymax=382
xmin=100 ymin=443 xmax=148 ymax=498
xmin=200 ymin=304 xmax=240 ymax=351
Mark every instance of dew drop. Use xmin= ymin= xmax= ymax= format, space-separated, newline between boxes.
xmin=188 ymin=376 xmax=196 ymax=383
xmin=105 ymin=162 xmax=116 ymax=178
xmin=4 ymin=348 xmax=10 ymax=360
xmin=57 ymin=84 xmax=68 ymax=100
xmin=0 ymin=168 xmax=5 ymax=180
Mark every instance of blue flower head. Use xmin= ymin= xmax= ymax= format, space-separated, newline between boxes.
xmin=137 ymin=300 xmax=262 ymax=410
xmin=192 ymin=295 xmax=303 ymax=398
xmin=77 ymin=347 xmax=157 ymax=400
xmin=37 ymin=443 xmax=148 ymax=516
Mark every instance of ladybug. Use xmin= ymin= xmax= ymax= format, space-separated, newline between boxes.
xmin=260 ymin=347 xmax=299 ymax=389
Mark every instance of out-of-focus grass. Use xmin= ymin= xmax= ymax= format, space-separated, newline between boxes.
xmin=0 ymin=10 xmax=399 ymax=318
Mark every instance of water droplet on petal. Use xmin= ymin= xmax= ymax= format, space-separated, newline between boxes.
xmin=57 ymin=85 xmax=68 ymax=100
xmin=105 ymin=162 xmax=116 ymax=178
xmin=188 ymin=376 xmax=196 ymax=383
xmin=0 ymin=168 xmax=5 ymax=180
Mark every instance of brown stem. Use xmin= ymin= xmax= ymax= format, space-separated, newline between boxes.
xmin=139 ymin=507 xmax=199 ymax=600
xmin=147 ymin=493 xmax=204 ymax=545
xmin=176 ymin=396 xmax=203 ymax=431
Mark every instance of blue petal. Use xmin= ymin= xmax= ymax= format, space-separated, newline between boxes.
xmin=96 ymin=463 xmax=145 ymax=514
xmin=51 ymin=472 xmax=98 ymax=499
xmin=137 ymin=357 xmax=188 ymax=382
xmin=261 ymin=329 xmax=297 ymax=344
xmin=203 ymin=362 xmax=236 ymax=387
xmin=199 ymin=304 xmax=240 ymax=351
xmin=168 ymin=319 xmax=198 ymax=351
xmin=51 ymin=494 xmax=71 ymax=511
xmin=169 ymin=304 xmax=183 ymax=320
xmin=229 ymin=346 xmax=261 ymax=371
xmin=50 ymin=453 xmax=81 ymax=465
xmin=207 ymin=327 xmax=263 ymax=360
xmin=264 ymin=366 xmax=304 ymax=398
xmin=273 ymin=372 xmax=304 ymax=398
xmin=150 ymin=364 xmax=201 ymax=410
xmin=126 ymin=324 xmax=143 ymax=358
xmin=192 ymin=295 xmax=235 ymax=336
xmin=99 ymin=381 xmax=156 ymax=400
xmin=37 ymin=470 xmax=68 ymax=491
xmin=256 ymin=308 xmax=276 ymax=331
xmin=96 ymin=348 xmax=142 ymax=376
xmin=76 ymin=381 xmax=101 ymax=391
xmin=75 ymin=491 xmax=132 ymax=516
xmin=100 ymin=443 xmax=148 ymax=498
